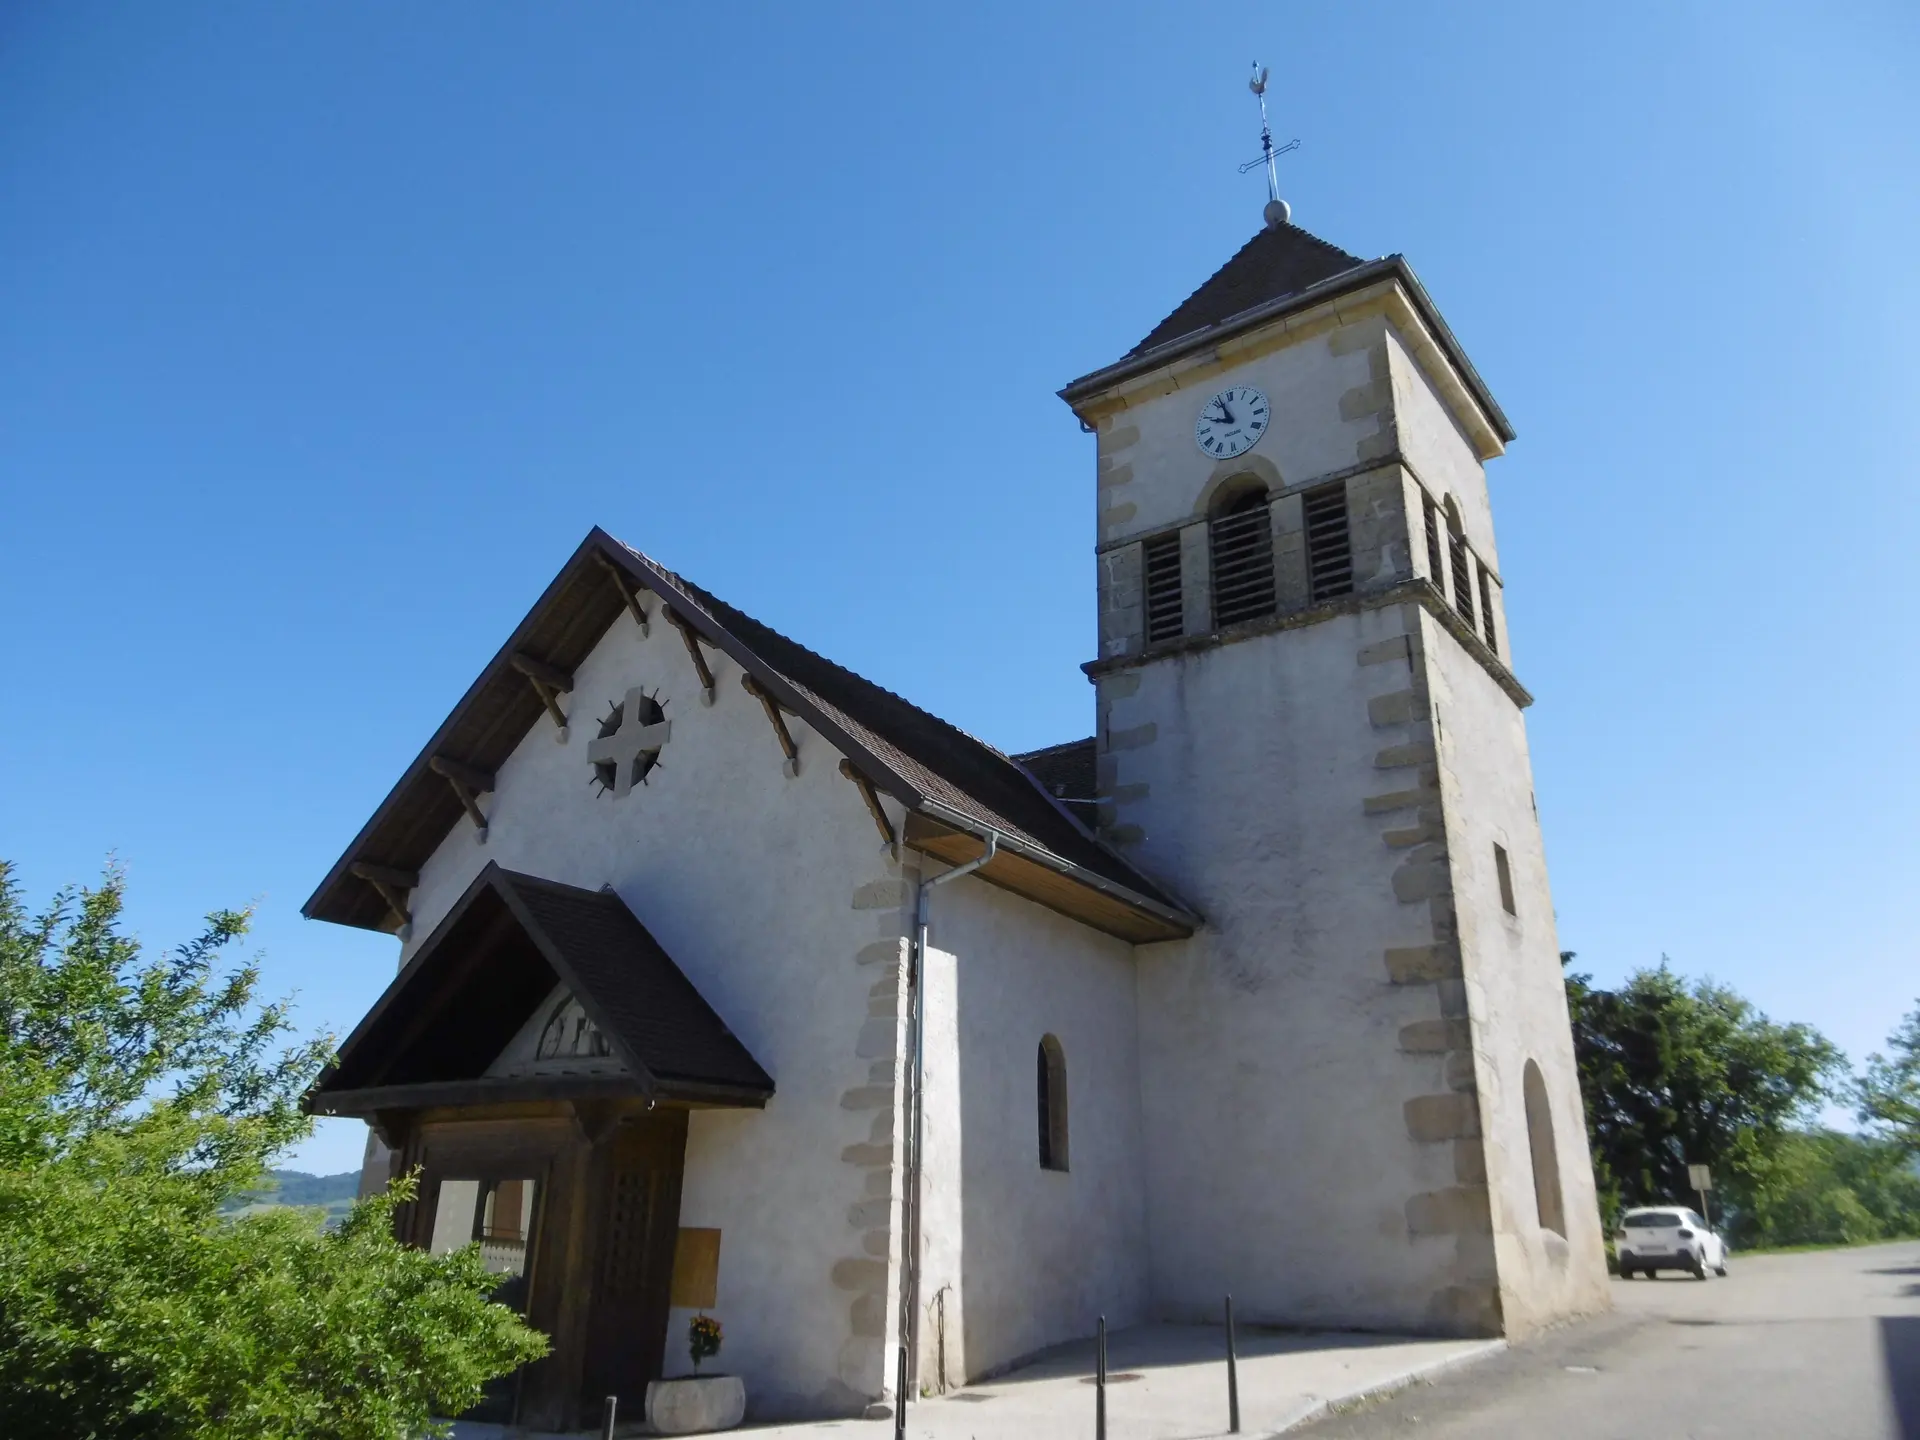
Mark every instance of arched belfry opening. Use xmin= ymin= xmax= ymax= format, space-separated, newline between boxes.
xmin=1208 ymin=480 xmax=1276 ymax=627
xmin=1523 ymin=1059 xmax=1567 ymax=1238
xmin=1440 ymin=496 xmax=1477 ymax=629
xmin=1037 ymin=1035 xmax=1069 ymax=1172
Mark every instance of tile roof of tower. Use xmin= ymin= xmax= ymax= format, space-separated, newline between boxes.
xmin=1129 ymin=221 xmax=1368 ymax=357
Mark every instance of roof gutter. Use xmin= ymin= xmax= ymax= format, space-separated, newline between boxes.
xmin=915 ymin=796 xmax=1198 ymax=935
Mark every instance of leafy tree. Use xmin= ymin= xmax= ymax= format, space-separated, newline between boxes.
xmin=0 ymin=861 xmax=547 ymax=1440
xmin=1736 ymin=1128 xmax=1920 ymax=1247
xmin=1561 ymin=953 xmax=1844 ymax=1238
xmin=1859 ymin=999 xmax=1920 ymax=1155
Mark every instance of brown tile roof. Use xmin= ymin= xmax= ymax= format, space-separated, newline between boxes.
xmin=1130 ymin=222 xmax=1367 ymax=357
xmin=660 ymin=565 xmax=1178 ymax=912
xmin=1013 ymin=737 xmax=1097 ymax=804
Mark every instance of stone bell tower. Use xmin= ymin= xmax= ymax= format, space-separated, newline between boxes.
xmin=1058 ymin=215 xmax=1610 ymax=1337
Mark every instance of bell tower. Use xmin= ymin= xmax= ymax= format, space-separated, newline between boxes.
xmin=1058 ymin=202 xmax=1610 ymax=1336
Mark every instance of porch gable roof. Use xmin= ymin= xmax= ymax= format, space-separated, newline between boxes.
xmin=308 ymin=863 xmax=775 ymax=1116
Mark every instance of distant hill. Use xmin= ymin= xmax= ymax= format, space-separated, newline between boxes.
xmin=220 ymin=1168 xmax=360 ymax=1225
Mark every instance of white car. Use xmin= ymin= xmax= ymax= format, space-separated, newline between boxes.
xmin=1615 ymin=1205 xmax=1729 ymax=1280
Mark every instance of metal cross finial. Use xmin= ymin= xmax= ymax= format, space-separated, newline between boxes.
xmin=1240 ymin=61 xmax=1300 ymax=224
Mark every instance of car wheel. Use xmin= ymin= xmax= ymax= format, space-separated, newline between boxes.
xmin=1619 ymin=1265 xmax=1633 ymax=1280
xmin=1715 ymin=1260 xmax=1728 ymax=1277
xmin=1690 ymin=1252 xmax=1708 ymax=1280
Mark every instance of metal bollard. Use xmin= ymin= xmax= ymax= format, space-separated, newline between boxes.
xmin=1096 ymin=1314 xmax=1108 ymax=1440
xmin=1225 ymin=1294 xmax=1240 ymax=1433
xmin=895 ymin=1343 xmax=909 ymax=1440
xmin=601 ymin=1394 xmax=618 ymax=1440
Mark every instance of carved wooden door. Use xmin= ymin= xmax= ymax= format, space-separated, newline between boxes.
xmin=581 ymin=1110 xmax=687 ymax=1418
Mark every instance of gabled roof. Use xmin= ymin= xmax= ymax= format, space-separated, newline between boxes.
xmin=303 ymin=531 xmax=1197 ymax=945
xmin=1129 ymin=222 xmax=1367 ymax=357
xmin=309 ymin=863 xmax=775 ymax=1114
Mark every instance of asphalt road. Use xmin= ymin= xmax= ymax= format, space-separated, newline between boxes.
xmin=1295 ymin=1241 xmax=1920 ymax=1440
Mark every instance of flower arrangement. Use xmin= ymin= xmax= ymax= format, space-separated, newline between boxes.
xmin=688 ymin=1313 xmax=724 ymax=1375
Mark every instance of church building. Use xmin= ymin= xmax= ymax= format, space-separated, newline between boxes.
xmin=304 ymin=203 xmax=1610 ymax=1430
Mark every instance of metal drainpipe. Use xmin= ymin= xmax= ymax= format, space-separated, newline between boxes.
xmin=895 ymin=834 xmax=998 ymax=1431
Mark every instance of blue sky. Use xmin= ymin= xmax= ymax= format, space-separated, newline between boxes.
xmin=3 ymin=4 xmax=1915 ymax=1175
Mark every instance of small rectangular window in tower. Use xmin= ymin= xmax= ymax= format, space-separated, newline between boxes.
xmin=1303 ymin=482 xmax=1353 ymax=602
xmin=1142 ymin=532 xmax=1184 ymax=645
xmin=1449 ymin=532 xmax=1476 ymax=628
xmin=1478 ymin=564 xmax=1498 ymax=654
xmin=1494 ymin=843 xmax=1516 ymax=916
xmin=1423 ymin=493 xmax=1445 ymax=585
xmin=1209 ymin=502 xmax=1277 ymax=627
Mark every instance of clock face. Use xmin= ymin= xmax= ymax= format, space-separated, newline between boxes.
xmin=1194 ymin=386 xmax=1270 ymax=459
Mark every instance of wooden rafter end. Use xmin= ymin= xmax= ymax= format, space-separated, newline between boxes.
xmin=662 ymin=606 xmax=717 ymax=699
xmin=348 ymin=861 xmax=417 ymax=930
xmin=838 ymin=758 xmax=897 ymax=851
xmin=595 ymin=553 xmax=651 ymax=635
xmin=428 ymin=756 xmax=492 ymax=833
xmin=741 ymin=673 xmax=799 ymax=765
xmin=510 ymin=651 xmax=573 ymax=733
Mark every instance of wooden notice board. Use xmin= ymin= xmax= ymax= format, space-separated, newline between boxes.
xmin=670 ymin=1227 xmax=721 ymax=1309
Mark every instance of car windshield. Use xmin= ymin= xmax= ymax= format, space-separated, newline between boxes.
xmin=1622 ymin=1212 xmax=1682 ymax=1228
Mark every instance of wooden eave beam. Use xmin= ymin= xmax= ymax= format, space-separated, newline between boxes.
xmin=427 ymin=755 xmax=493 ymax=833
xmin=662 ymin=606 xmax=717 ymax=700
xmin=838 ymin=758 xmax=897 ymax=850
xmin=596 ymin=553 xmax=651 ymax=634
xmin=741 ymin=673 xmax=799 ymax=765
xmin=509 ymin=651 xmax=573 ymax=733
xmin=348 ymin=861 xmax=418 ymax=930
xmin=509 ymin=651 xmax=574 ymax=693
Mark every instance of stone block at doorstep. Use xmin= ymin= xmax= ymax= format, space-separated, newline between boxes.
xmin=645 ymin=1375 xmax=745 ymax=1435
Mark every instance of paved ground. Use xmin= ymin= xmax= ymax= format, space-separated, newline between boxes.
xmin=732 ymin=1325 xmax=1500 ymax=1439
xmin=458 ymin=1241 xmax=1920 ymax=1438
xmin=1294 ymin=1240 xmax=1920 ymax=1440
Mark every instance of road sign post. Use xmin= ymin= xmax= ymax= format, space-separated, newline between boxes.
xmin=1687 ymin=1163 xmax=1713 ymax=1229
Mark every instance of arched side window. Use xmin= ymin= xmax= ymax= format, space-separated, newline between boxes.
xmin=1037 ymin=1035 xmax=1069 ymax=1172
xmin=1523 ymin=1059 xmax=1567 ymax=1237
xmin=1209 ymin=482 xmax=1276 ymax=627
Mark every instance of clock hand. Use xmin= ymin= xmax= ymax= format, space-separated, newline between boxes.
xmin=1217 ymin=401 xmax=1236 ymax=425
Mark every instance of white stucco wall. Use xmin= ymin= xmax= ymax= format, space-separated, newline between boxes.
xmin=1112 ymin=612 xmax=1461 ymax=1330
xmin=915 ymin=876 xmax=1149 ymax=1384
xmin=1421 ymin=614 xmax=1610 ymax=1330
xmin=390 ymin=609 xmax=911 ymax=1419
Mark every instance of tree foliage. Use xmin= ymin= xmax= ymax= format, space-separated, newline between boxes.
xmin=0 ymin=861 xmax=546 ymax=1440
xmin=1564 ymin=954 xmax=1920 ymax=1249
xmin=1735 ymin=1127 xmax=1920 ymax=1248
xmin=1561 ymin=953 xmax=1844 ymax=1240
xmin=1859 ymin=999 xmax=1920 ymax=1155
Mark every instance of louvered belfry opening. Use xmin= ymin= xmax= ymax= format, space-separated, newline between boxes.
xmin=1423 ymin=493 xmax=1445 ymax=586
xmin=1143 ymin=531 xmax=1184 ymax=644
xmin=1448 ymin=530 xmax=1477 ymax=628
xmin=1478 ymin=566 xmax=1498 ymax=654
xmin=1209 ymin=486 xmax=1277 ymax=628
xmin=1303 ymin=481 xmax=1354 ymax=602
